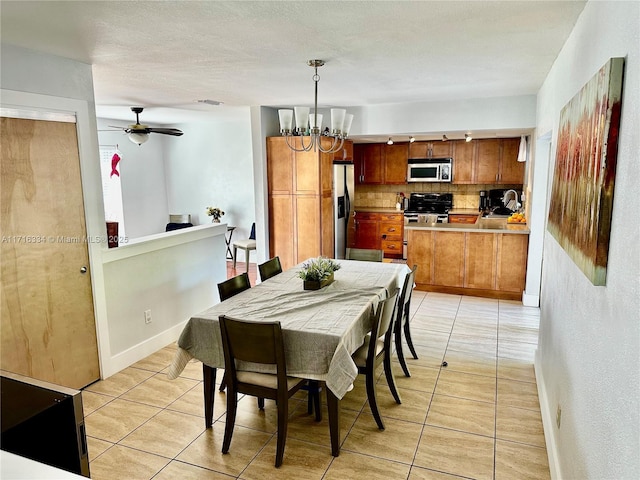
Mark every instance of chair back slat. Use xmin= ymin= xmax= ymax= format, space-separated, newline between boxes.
xmin=258 ymin=256 xmax=283 ymax=281
xmin=397 ymin=265 xmax=417 ymax=325
xmin=346 ymin=248 xmax=384 ymax=262
xmin=219 ymin=316 xmax=284 ymax=366
xmin=218 ymin=272 xmax=251 ymax=301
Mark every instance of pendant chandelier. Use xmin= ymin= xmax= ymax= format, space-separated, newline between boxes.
xmin=278 ymin=60 xmax=354 ymax=154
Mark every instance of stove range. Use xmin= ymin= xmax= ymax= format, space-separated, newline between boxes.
xmin=404 ymin=193 xmax=453 ymax=221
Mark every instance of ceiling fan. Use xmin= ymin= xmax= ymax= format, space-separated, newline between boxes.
xmin=111 ymin=107 xmax=184 ymax=145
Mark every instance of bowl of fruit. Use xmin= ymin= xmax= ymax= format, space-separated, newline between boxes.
xmin=507 ymin=212 xmax=526 ymax=224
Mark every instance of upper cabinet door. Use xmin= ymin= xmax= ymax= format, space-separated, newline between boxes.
xmin=384 ymin=143 xmax=409 ymax=184
xmin=430 ymin=141 xmax=453 ymax=158
xmin=359 ymin=144 xmax=384 ymax=184
xmin=475 ymin=139 xmax=501 ymax=183
xmin=499 ymin=138 xmax=525 ymax=184
xmin=409 ymin=141 xmax=429 ymax=159
xmin=452 ymin=140 xmax=475 ymax=184
xmin=267 ymin=137 xmax=294 ymax=194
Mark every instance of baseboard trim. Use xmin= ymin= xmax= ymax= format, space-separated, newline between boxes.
xmin=535 ymin=349 xmax=562 ymax=480
xmin=522 ymin=292 xmax=540 ymax=307
xmin=100 ymin=321 xmax=188 ymax=379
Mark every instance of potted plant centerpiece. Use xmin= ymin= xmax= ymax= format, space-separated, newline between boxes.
xmin=298 ymin=257 xmax=341 ymax=290
xmin=206 ymin=207 xmax=225 ymax=223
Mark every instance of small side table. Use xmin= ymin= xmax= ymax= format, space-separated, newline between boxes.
xmin=225 ymin=226 xmax=236 ymax=260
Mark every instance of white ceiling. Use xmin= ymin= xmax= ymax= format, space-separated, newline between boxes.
xmin=1 ymin=0 xmax=586 ymax=140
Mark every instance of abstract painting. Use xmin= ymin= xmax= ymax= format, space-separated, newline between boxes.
xmin=548 ymin=57 xmax=625 ymax=285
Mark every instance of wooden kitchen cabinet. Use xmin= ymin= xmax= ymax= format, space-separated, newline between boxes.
xmin=448 ymin=213 xmax=479 ymax=224
xmin=407 ymin=229 xmax=433 ymax=285
xmin=354 ymin=143 xmax=384 ymax=184
xmin=409 ymin=141 xmax=452 ymax=159
xmin=354 ymin=143 xmax=408 ymax=185
xmin=353 ymin=212 xmax=380 ymax=249
xmin=379 ymin=213 xmax=403 ymax=258
xmin=433 ymin=231 xmax=465 ymax=287
xmin=452 ymin=139 xmax=476 ymax=184
xmin=476 ymin=138 xmax=525 ymax=184
xmin=464 ymin=233 xmax=497 ymax=290
xmin=406 ymin=228 xmax=529 ymax=299
xmin=353 ymin=211 xmax=403 ymax=258
xmin=383 ymin=143 xmax=409 ymax=184
xmin=496 ymin=233 xmax=529 ymax=292
xmin=499 ymin=137 xmax=525 ymax=184
xmin=267 ymin=136 xmax=335 ymax=270
xmin=333 ymin=139 xmax=354 ymax=162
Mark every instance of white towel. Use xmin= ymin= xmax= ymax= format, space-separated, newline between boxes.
xmin=517 ymin=135 xmax=527 ymax=163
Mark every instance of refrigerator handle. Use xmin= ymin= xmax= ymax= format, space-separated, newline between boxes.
xmin=344 ymin=183 xmax=351 ymax=226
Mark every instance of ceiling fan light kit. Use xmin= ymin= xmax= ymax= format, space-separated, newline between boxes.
xmin=278 ymin=59 xmax=354 ymax=154
xmin=111 ymin=107 xmax=184 ymax=146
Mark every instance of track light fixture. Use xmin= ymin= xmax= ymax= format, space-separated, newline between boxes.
xmin=409 ymin=136 xmax=415 ymax=143
xmin=387 ymin=137 xmax=394 ymax=145
xmin=465 ymin=133 xmax=473 ymax=142
xmin=442 ymin=134 xmax=448 ymax=142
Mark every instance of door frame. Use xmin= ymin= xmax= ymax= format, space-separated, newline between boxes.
xmin=2 ymin=89 xmax=109 ymax=380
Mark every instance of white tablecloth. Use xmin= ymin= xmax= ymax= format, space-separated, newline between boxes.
xmin=168 ymin=260 xmax=410 ymax=399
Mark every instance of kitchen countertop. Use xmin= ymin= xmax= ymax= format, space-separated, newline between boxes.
xmin=354 ymin=207 xmax=404 ymax=214
xmin=405 ymin=218 xmax=529 ymax=234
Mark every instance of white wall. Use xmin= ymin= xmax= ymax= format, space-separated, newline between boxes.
xmin=534 ymin=2 xmax=640 ymax=479
xmin=96 ymin=118 xmax=169 ymax=238
xmin=163 ymin=112 xmax=257 ymax=246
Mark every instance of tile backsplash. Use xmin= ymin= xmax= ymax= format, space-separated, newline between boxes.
xmin=354 ymin=184 xmax=523 ymax=210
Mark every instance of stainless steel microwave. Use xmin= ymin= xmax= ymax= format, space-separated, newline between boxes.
xmin=407 ymin=158 xmax=452 ymax=183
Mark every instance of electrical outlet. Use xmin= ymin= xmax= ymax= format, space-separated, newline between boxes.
xmin=144 ymin=309 xmax=152 ymax=324
xmin=556 ymin=404 xmax=562 ymax=429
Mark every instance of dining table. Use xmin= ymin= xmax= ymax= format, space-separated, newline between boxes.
xmin=167 ymin=259 xmax=410 ymax=457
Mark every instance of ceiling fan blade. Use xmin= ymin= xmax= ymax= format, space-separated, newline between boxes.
xmin=147 ymin=127 xmax=184 ymax=136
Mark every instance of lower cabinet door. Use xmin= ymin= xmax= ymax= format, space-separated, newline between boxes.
xmin=433 ymin=232 xmax=465 ymax=287
xmin=464 ymin=233 xmax=497 ymax=289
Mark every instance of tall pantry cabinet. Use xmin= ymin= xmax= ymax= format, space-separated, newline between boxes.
xmin=267 ymin=136 xmax=347 ymax=271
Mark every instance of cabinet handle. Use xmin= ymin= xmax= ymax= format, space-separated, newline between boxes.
xmin=388 ymin=228 xmax=396 ymax=232
xmin=382 ymin=234 xmax=387 ymax=239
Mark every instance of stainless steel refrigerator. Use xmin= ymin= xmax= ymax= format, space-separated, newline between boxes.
xmin=333 ymin=162 xmax=355 ymax=259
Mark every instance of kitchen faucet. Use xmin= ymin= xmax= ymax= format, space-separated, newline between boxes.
xmin=503 ymin=189 xmax=520 ymax=211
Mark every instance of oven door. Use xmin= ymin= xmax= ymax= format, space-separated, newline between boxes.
xmin=407 ymin=163 xmax=440 ymax=182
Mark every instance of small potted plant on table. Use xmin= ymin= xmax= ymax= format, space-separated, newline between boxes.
xmin=298 ymin=257 xmax=341 ymax=290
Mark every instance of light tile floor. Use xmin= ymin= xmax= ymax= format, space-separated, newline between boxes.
xmin=83 ymin=291 xmax=550 ymax=480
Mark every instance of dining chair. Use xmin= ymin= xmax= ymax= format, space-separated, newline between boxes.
xmin=258 ymin=256 xmax=282 ymax=282
xmin=351 ymin=289 xmax=401 ymax=430
xmin=394 ymin=264 xmax=418 ymax=377
xmin=218 ymin=315 xmax=310 ymax=467
xmin=232 ymin=223 xmax=256 ymax=272
xmin=345 ymin=247 xmax=384 ymax=262
xmin=217 ymin=272 xmax=251 ymax=301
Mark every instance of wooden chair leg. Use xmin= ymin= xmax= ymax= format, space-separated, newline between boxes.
xmin=232 ymin=246 xmax=237 ymax=268
xmin=257 ymin=397 xmax=265 ymax=410
xmin=274 ymin=397 xmax=288 ymax=467
xmin=404 ymin=315 xmax=419 ymax=359
xmin=395 ymin=325 xmax=411 ymax=377
xmin=219 ymin=371 xmax=227 ymax=392
xmin=222 ymin=388 xmax=237 ymax=454
xmin=366 ymin=370 xmax=385 ymax=430
xmin=203 ymin=365 xmax=216 ymax=428
xmin=383 ymin=354 xmax=402 ymax=405
xmin=245 ymin=248 xmax=250 ymax=272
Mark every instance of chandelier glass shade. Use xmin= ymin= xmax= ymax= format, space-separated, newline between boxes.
xmin=278 ymin=60 xmax=354 ymax=154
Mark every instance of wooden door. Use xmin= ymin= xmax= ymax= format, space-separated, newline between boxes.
xmin=499 ymin=138 xmax=525 ymax=184
xmin=1 ymin=117 xmax=99 ymax=389
xmin=430 ymin=141 xmax=453 ymax=158
xmin=269 ymin=194 xmax=295 ymax=270
xmin=354 ymin=213 xmax=380 ymax=249
xmin=360 ymin=144 xmax=383 ymax=184
xmin=407 ymin=229 xmax=433 ymax=285
xmin=433 ymin=232 xmax=465 ymax=287
xmin=476 ymin=139 xmax=501 ymax=184
xmin=295 ymin=195 xmax=321 ymax=264
xmin=496 ymin=234 xmax=529 ymax=292
xmin=464 ymin=233 xmax=497 ymax=290
xmin=452 ymin=140 xmax=476 ymax=184
xmin=266 ymin=137 xmax=294 ymax=194
xmin=383 ymin=143 xmax=408 ymax=184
